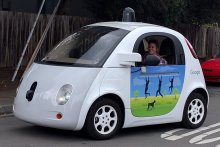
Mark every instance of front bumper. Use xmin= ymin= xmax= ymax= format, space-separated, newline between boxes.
xmin=13 ymin=98 xmax=78 ymax=130
xmin=13 ymin=63 xmax=101 ymax=130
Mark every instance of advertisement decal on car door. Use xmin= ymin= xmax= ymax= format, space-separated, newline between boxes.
xmin=130 ymin=65 xmax=185 ymax=117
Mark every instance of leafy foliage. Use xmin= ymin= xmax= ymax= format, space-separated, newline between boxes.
xmin=173 ymin=88 xmax=179 ymax=99
xmin=134 ymin=90 xmax=140 ymax=98
xmin=186 ymin=0 xmax=220 ymax=24
xmin=85 ymin=0 xmax=220 ymax=25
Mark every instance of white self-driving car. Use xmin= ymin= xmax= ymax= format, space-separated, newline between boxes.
xmin=14 ymin=21 xmax=209 ymax=139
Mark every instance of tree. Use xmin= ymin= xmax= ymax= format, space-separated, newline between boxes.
xmin=136 ymin=0 xmax=188 ymax=25
xmin=85 ymin=0 xmax=189 ymax=25
xmin=163 ymin=90 xmax=167 ymax=96
xmin=173 ymin=88 xmax=179 ymax=99
xmin=186 ymin=0 xmax=220 ymax=24
xmin=85 ymin=0 xmax=220 ymax=25
xmin=134 ymin=90 xmax=140 ymax=98
xmin=85 ymin=0 xmax=128 ymax=21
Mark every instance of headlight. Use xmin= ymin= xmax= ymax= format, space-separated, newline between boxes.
xmin=56 ymin=84 xmax=72 ymax=105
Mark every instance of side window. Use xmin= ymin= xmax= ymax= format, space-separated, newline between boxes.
xmin=159 ymin=38 xmax=175 ymax=64
xmin=134 ymin=34 xmax=185 ymax=66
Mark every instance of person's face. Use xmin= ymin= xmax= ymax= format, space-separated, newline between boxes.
xmin=148 ymin=43 xmax=157 ymax=55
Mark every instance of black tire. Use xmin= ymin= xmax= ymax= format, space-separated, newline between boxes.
xmin=84 ymin=98 xmax=122 ymax=140
xmin=182 ymin=93 xmax=207 ymax=129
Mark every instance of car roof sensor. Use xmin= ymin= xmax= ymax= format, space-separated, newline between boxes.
xmin=122 ymin=7 xmax=136 ymax=22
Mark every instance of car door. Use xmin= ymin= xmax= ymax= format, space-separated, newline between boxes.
xmin=130 ymin=32 xmax=185 ymax=117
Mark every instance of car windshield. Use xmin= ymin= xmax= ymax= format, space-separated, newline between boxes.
xmin=40 ymin=26 xmax=129 ymax=67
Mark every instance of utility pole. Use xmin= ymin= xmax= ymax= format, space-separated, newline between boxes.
xmin=21 ymin=0 xmax=62 ymax=80
xmin=12 ymin=0 xmax=46 ymax=81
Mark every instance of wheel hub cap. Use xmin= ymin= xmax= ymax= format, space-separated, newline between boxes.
xmin=188 ymin=99 xmax=205 ymax=124
xmin=94 ymin=105 xmax=118 ymax=135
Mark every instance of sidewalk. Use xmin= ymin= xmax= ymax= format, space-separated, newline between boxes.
xmin=0 ymin=89 xmax=16 ymax=116
xmin=0 ymin=68 xmax=21 ymax=117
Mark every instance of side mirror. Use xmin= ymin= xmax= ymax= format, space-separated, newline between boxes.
xmin=118 ymin=52 xmax=141 ymax=66
xmin=143 ymin=55 xmax=160 ymax=66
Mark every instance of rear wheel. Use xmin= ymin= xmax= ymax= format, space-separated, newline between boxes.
xmin=182 ymin=93 xmax=207 ymax=128
xmin=84 ymin=98 xmax=122 ymax=140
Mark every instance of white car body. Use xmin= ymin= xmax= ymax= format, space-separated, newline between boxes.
xmin=14 ymin=22 xmax=209 ymax=137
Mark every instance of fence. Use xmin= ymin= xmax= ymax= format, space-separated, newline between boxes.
xmin=0 ymin=11 xmax=98 ymax=68
xmin=0 ymin=11 xmax=220 ymax=68
xmin=172 ymin=24 xmax=220 ymax=59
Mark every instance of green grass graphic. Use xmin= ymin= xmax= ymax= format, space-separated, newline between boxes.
xmin=130 ymin=95 xmax=179 ymax=117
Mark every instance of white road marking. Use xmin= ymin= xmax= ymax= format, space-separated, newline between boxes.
xmin=189 ymin=128 xmax=220 ymax=144
xmin=198 ymin=137 xmax=220 ymax=144
xmin=164 ymin=127 xmax=208 ymax=141
xmin=160 ymin=129 xmax=184 ymax=138
xmin=161 ymin=122 xmax=220 ymax=141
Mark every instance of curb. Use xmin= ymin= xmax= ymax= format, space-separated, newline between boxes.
xmin=0 ymin=104 xmax=13 ymax=117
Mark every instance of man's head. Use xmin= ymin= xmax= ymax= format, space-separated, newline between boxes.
xmin=148 ymin=40 xmax=159 ymax=55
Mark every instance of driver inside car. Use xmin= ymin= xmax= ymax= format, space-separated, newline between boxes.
xmin=142 ymin=39 xmax=167 ymax=66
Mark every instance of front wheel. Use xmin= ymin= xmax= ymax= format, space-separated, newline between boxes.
xmin=182 ymin=93 xmax=207 ymax=129
xmin=84 ymin=98 xmax=122 ymax=140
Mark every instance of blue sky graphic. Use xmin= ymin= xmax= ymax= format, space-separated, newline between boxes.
xmin=131 ymin=65 xmax=185 ymax=98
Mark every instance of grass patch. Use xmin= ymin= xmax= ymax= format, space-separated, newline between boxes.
xmin=130 ymin=95 xmax=179 ymax=117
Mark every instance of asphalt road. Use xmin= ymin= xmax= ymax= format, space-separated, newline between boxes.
xmin=1 ymin=83 xmax=220 ymax=147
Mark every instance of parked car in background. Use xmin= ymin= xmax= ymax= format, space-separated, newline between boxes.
xmin=202 ymin=53 xmax=220 ymax=82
